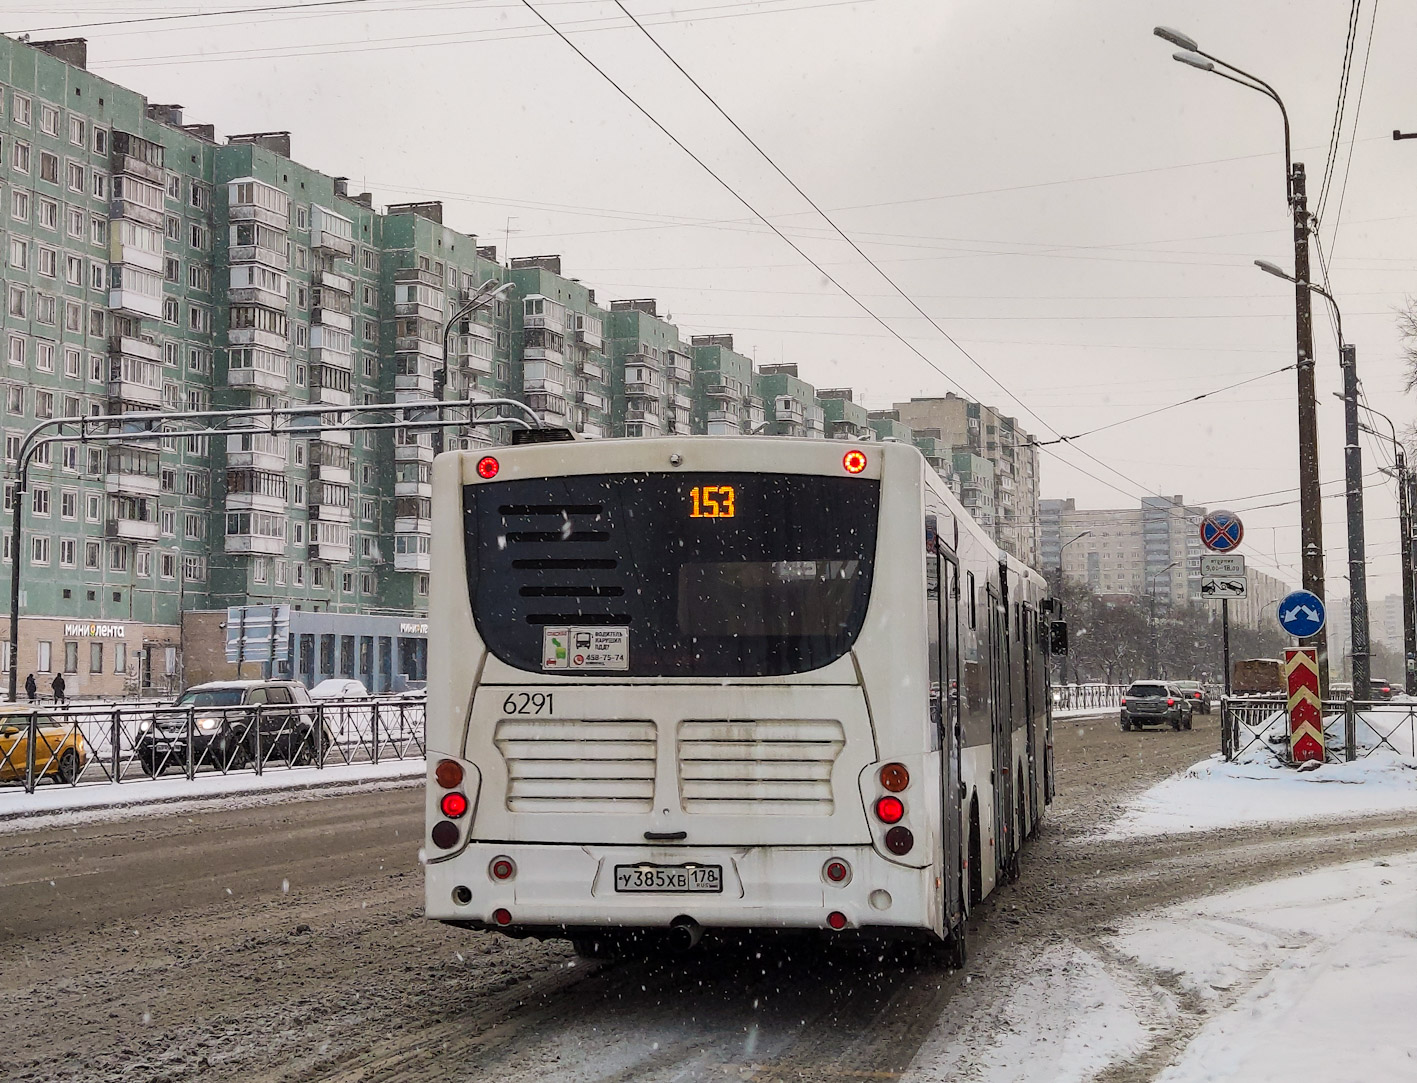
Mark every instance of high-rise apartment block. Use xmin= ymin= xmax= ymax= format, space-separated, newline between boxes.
xmin=0 ymin=35 xmax=1046 ymax=695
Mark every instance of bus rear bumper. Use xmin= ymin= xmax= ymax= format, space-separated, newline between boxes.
xmin=425 ymin=842 xmax=934 ymax=933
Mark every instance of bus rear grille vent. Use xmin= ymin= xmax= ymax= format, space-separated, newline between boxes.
xmin=677 ymin=719 xmax=846 ymax=815
xmin=494 ymin=718 xmax=655 ymax=813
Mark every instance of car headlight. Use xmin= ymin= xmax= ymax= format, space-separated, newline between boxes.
xmin=196 ymin=717 xmax=221 ymax=733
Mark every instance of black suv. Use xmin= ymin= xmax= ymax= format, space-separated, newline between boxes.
xmin=1119 ymin=681 xmax=1193 ymax=731
xmin=136 ymin=680 xmax=325 ymax=776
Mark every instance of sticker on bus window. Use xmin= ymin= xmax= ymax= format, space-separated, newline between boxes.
xmin=541 ymin=627 xmax=629 ymax=672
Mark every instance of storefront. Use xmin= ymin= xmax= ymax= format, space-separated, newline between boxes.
xmin=0 ymin=617 xmax=181 ymax=700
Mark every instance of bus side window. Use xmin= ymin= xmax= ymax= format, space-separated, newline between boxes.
xmin=967 ymin=572 xmax=976 ymax=630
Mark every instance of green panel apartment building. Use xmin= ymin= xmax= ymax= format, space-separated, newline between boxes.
xmin=0 ymin=34 xmax=1038 ymax=697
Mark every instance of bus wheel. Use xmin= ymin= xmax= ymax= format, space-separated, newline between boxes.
xmin=967 ymin=800 xmax=983 ymax=907
xmin=1016 ymin=775 xmax=1028 ymax=843
xmin=944 ymin=918 xmax=967 ymax=969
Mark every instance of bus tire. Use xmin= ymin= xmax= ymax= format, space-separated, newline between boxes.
xmin=945 ymin=918 xmax=968 ymax=969
xmin=967 ymin=799 xmax=983 ymax=907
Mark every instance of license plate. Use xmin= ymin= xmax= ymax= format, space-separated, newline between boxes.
xmin=614 ymin=863 xmax=722 ymax=893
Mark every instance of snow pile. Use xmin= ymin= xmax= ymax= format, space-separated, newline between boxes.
xmin=1121 ymin=854 xmax=1417 ymax=1083
xmin=1103 ymin=750 xmax=1417 ymax=838
xmin=1234 ymin=703 xmax=1417 ymax=759
xmin=0 ymin=757 xmax=424 ymax=831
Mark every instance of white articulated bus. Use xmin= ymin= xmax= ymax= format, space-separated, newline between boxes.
xmin=424 ymin=435 xmax=1057 ymax=961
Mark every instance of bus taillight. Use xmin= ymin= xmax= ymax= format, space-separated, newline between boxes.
xmin=879 ymin=763 xmax=909 ymax=792
xmin=435 ymin=759 xmax=464 ymax=788
xmin=823 ymin=859 xmax=851 ymax=885
xmin=493 ymin=908 xmax=512 ymax=926
xmin=827 ymin=911 xmax=848 ymax=930
xmin=885 ymin=826 xmax=914 ymax=855
xmin=440 ymin=792 xmax=469 ymax=818
xmin=874 ymin=795 xmax=904 ymax=824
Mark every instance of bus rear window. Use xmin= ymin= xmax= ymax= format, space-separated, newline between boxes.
xmin=465 ymin=472 xmax=880 ymax=677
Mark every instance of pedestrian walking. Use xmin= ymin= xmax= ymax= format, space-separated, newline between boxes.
xmin=51 ymin=672 xmax=66 ymax=705
xmin=24 ymin=673 xmax=36 ymax=703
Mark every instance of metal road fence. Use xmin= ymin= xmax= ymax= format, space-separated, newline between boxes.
xmin=0 ymin=696 xmax=425 ymax=794
xmin=1052 ymin=684 xmax=1125 ymax=711
xmin=1221 ymin=696 xmax=1417 ymax=765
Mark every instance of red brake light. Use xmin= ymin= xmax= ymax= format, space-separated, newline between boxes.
xmin=1167 ymin=698 xmax=1175 ymax=706
xmin=440 ymin=792 xmax=468 ymax=818
xmin=489 ymin=857 xmax=516 ymax=881
xmin=493 ymin=908 xmax=512 ymax=926
xmin=842 ymin=449 xmax=867 ymax=474
xmin=476 ymin=455 xmax=499 ymax=479
xmin=1120 ymin=697 xmax=1126 ymax=705
xmin=826 ymin=911 xmax=848 ymax=930
xmin=823 ymin=859 xmax=850 ymax=884
xmin=435 ymin=759 xmax=463 ymax=788
xmin=875 ymin=795 xmax=904 ymax=824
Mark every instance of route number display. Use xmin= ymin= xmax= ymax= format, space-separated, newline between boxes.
xmin=689 ymin=485 xmax=736 ymax=518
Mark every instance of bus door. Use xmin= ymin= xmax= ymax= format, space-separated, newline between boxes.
xmin=926 ymin=515 xmax=965 ymax=928
xmin=1021 ymin=602 xmax=1037 ymax=829
xmin=986 ymin=584 xmax=1011 ymax=878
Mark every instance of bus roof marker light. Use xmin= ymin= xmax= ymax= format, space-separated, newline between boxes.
xmin=477 ymin=455 xmax=500 ymax=479
xmin=843 ymin=449 xmax=867 ymax=474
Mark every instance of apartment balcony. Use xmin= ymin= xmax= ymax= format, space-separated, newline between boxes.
xmin=395 ymin=517 xmax=432 ymax=537
xmin=111 ymin=152 xmax=163 ymax=186
xmin=625 ymin=380 xmax=661 ymax=399
xmin=522 ymin=345 xmax=563 ymax=364
xmin=775 ymin=400 xmax=805 ymax=424
xmin=523 ymin=304 xmax=567 ymax=334
xmin=109 ymin=335 xmax=162 ymax=363
xmin=104 ymin=471 xmax=160 ymax=498
xmin=228 ymin=244 xmax=289 ymax=271
xmin=310 ymin=442 xmax=352 ymax=484
xmin=311 ymin=206 xmax=355 ymax=257
xmin=667 ymin=361 xmax=693 ymax=383
xmin=395 ymin=441 xmax=435 ymax=465
xmin=704 ymin=380 xmax=741 ymax=400
xmin=225 ymin=534 xmax=284 ymax=557
xmin=309 ymin=500 xmax=352 ymax=525
xmin=395 ymin=374 xmax=435 ymax=396
xmin=394 ymin=551 xmax=431 ymax=573
xmin=575 ymin=325 xmax=603 ymax=350
xmin=395 ymin=478 xmax=432 ymax=499
xmin=309 ymin=522 xmax=352 ymax=564
xmin=312 ymin=307 xmax=354 ymax=333
xmin=625 ymin=407 xmax=660 ymax=424
xmin=624 ymin=352 xmax=661 ymax=372
xmin=109 ymin=237 xmax=164 ymax=275
xmin=394 ymin=335 xmax=443 ymax=359
xmin=228 ymin=200 xmax=289 ymax=230
xmin=576 ymin=389 xmax=608 ymax=412
xmin=525 ymin=392 xmax=568 ymax=419
xmin=227 ymin=327 xmax=288 ymax=352
xmin=226 ymin=367 xmax=286 ymax=394
xmin=580 ymin=359 xmax=607 ymax=383
xmin=454 ymin=353 xmax=493 ymax=377
xmin=109 ymin=197 xmax=163 ymax=231
xmin=320 ymin=270 xmax=353 ymax=295
xmin=523 ymin=376 xmax=565 ymax=396
xmin=313 ymin=373 xmax=352 ymax=407
xmin=107 ymin=364 xmax=163 ymax=409
xmin=672 ymin=390 xmax=693 ymax=409
xmin=226 ymin=430 xmax=288 ymax=471
xmin=228 ymin=283 xmax=288 ymax=309
xmin=224 ymin=490 xmax=284 ymax=514
xmin=106 ymin=516 xmax=159 ymax=542
xmin=108 ymin=286 xmax=164 ymax=321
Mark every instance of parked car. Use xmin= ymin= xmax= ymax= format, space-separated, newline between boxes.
xmin=1174 ymin=680 xmax=1211 ymax=715
xmin=1330 ymin=681 xmax=1354 ymax=699
xmin=1119 ymin=681 xmax=1193 ymax=731
xmin=1370 ymin=678 xmax=1394 ymax=701
xmin=135 ymin=680 xmax=325 ymax=776
xmin=310 ymin=678 xmax=369 ymax=699
xmin=0 ymin=706 xmax=86 ymax=785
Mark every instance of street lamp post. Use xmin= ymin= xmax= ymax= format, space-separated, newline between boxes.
xmin=435 ymin=281 xmax=515 ymax=455
xmin=1351 ymin=399 xmax=1416 ymax=692
xmin=1149 ymin=561 xmax=1180 ymax=677
xmin=1256 ymin=260 xmax=1368 ymax=697
xmin=1155 ymin=26 xmax=1328 ymax=691
xmin=1056 ymin=530 xmax=1092 ymax=688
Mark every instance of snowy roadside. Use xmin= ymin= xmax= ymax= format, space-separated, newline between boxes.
xmin=907 ymin=852 xmax=1417 ymax=1082
xmin=0 ymin=757 xmax=424 ymax=832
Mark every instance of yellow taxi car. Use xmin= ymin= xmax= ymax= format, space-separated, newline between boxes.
xmin=0 ymin=706 xmax=86 ymax=785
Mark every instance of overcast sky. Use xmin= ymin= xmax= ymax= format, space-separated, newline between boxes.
xmin=11 ymin=0 xmax=1417 ymax=597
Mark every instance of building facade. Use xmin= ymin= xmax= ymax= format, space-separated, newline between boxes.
xmin=0 ymin=33 xmax=1049 ymax=695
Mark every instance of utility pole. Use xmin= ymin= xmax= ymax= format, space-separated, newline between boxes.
xmin=1339 ymin=344 xmax=1369 ymax=697
xmin=1291 ymin=163 xmax=1329 ymax=693
xmin=1405 ymin=466 xmax=1416 ymax=693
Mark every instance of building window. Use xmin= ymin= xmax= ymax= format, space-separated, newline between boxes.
xmin=39 ymin=103 xmax=59 ymax=136
xmin=32 ymin=487 xmax=50 ymax=516
xmin=37 ymin=641 xmax=52 ymax=675
xmin=59 ymin=537 xmax=76 ymax=568
xmin=39 ymin=151 xmax=59 ymax=185
xmin=60 ymin=490 xmax=77 ymax=519
xmin=68 ymin=115 xmax=85 ymax=146
xmin=89 ymin=642 xmax=102 ymax=673
xmin=84 ymin=540 xmax=100 ymax=569
xmin=63 ymin=641 xmax=78 ymax=674
xmin=31 ymin=536 xmax=50 ymax=565
xmin=93 ymin=128 xmax=107 ymax=154
xmin=109 ymin=544 xmax=128 ymax=572
xmin=114 ymin=643 xmax=126 ymax=675
xmin=160 ymin=552 xmax=176 ymax=580
xmin=85 ymin=494 xmax=100 ymax=523
xmin=135 ymin=548 xmax=152 ymax=578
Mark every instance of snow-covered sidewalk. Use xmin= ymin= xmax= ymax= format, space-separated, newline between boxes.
xmin=1102 ymin=750 xmax=1417 ymax=837
xmin=0 ymin=757 xmax=424 ymax=830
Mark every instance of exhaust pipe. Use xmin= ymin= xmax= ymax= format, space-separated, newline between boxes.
xmin=668 ymin=917 xmax=703 ymax=953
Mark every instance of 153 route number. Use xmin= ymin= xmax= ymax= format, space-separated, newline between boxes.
xmin=502 ymin=692 xmax=553 ymax=715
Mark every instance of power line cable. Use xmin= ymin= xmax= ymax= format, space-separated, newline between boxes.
xmin=1325 ymin=0 xmax=1380 ymax=261
xmin=600 ymin=0 xmax=1166 ymax=502
xmin=6 ymin=0 xmax=381 ymax=33
xmin=1316 ymin=0 xmax=1361 ymax=224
